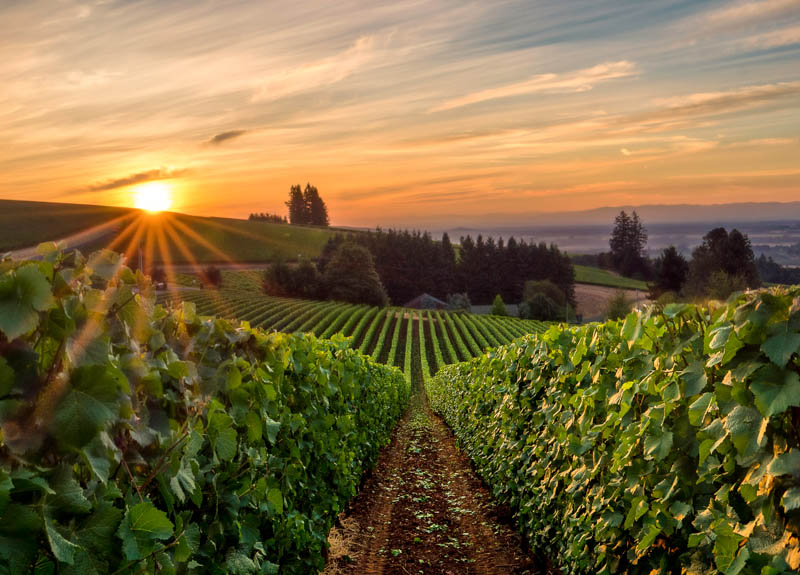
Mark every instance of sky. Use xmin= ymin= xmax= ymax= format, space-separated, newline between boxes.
xmin=0 ymin=0 xmax=799 ymax=228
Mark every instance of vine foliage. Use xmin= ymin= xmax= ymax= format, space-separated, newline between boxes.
xmin=0 ymin=245 xmax=409 ymax=574
xmin=428 ymin=289 xmax=800 ymax=574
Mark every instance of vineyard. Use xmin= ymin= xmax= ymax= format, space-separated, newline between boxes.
xmin=428 ymin=288 xmax=800 ymax=574
xmin=157 ymin=282 xmax=548 ymax=382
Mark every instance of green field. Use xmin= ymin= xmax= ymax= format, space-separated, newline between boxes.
xmin=0 ymin=200 xmax=132 ymax=251
xmin=1 ymin=199 xmax=339 ymax=263
xmin=158 ymin=287 xmax=547 ymax=380
xmin=574 ymin=264 xmax=648 ymax=290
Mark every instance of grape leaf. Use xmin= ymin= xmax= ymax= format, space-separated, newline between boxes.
xmin=761 ymin=330 xmax=800 ymax=367
xmin=750 ymin=365 xmax=800 ymax=418
xmin=0 ymin=264 xmax=54 ymax=340
xmin=51 ymin=366 xmax=119 ymax=448
xmin=116 ymin=502 xmax=173 ymax=560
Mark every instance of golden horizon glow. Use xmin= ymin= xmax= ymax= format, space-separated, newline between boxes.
xmin=134 ymin=182 xmax=173 ymax=213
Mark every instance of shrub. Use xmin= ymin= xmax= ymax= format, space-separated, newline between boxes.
xmin=446 ymin=292 xmax=471 ymax=312
xmin=518 ymin=292 xmax=560 ymax=321
xmin=605 ymin=289 xmax=632 ymax=320
xmin=201 ymin=264 xmax=222 ymax=288
xmin=0 ymin=248 xmax=408 ymax=574
xmin=491 ymin=294 xmax=507 ymax=316
xmin=522 ymin=279 xmax=567 ymax=307
xmin=706 ymin=270 xmax=747 ymax=301
xmin=428 ymin=289 xmax=800 ymax=574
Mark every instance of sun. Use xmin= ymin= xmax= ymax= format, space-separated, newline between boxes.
xmin=134 ymin=182 xmax=173 ymax=212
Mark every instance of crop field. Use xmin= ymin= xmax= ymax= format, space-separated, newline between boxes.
xmin=574 ymin=264 xmax=649 ymax=290
xmin=158 ymin=288 xmax=548 ymax=380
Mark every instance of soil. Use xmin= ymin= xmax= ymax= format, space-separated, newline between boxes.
xmin=573 ymin=283 xmax=647 ymax=322
xmin=324 ymin=390 xmax=544 ymax=575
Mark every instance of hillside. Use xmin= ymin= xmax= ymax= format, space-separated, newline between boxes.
xmin=1 ymin=199 xmax=337 ymax=263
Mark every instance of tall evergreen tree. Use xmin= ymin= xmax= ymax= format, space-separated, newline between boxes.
xmin=303 ymin=183 xmax=329 ymax=226
xmin=285 ymin=184 xmax=309 ymax=224
xmin=609 ymin=210 xmax=649 ymax=277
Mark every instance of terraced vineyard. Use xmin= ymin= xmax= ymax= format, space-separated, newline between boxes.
xmin=158 ymin=287 xmax=548 ymax=380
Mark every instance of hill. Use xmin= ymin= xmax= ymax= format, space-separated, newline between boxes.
xmin=1 ymin=199 xmax=336 ymax=264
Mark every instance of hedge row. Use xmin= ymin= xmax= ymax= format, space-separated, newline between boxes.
xmin=428 ymin=289 xmax=800 ymax=574
xmin=0 ymin=247 xmax=409 ymax=574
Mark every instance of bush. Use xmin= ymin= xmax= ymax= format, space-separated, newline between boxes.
xmin=491 ymin=294 xmax=507 ymax=316
xmin=706 ymin=270 xmax=747 ymax=301
xmin=522 ymin=279 xmax=567 ymax=307
xmin=323 ymin=243 xmax=388 ymax=306
xmin=149 ymin=265 xmax=167 ymax=285
xmin=605 ymin=289 xmax=632 ymax=320
xmin=0 ymin=248 xmax=409 ymax=574
xmin=428 ymin=289 xmax=800 ymax=574
xmin=263 ymin=258 xmax=322 ymax=299
xmin=446 ymin=292 xmax=471 ymax=312
xmin=201 ymin=264 xmax=222 ymax=288
xmin=518 ymin=293 xmax=560 ymax=321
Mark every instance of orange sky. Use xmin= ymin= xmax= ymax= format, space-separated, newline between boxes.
xmin=1 ymin=0 xmax=799 ymax=227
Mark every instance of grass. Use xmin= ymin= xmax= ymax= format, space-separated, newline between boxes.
xmin=2 ymin=199 xmax=339 ymax=263
xmin=574 ymin=264 xmax=648 ymax=290
xmin=0 ymin=200 xmax=132 ymax=251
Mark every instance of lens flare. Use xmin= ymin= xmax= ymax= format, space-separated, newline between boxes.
xmin=134 ymin=182 xmax=172 ymax=212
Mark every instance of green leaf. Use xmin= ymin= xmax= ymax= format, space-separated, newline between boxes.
xmin=768 ymin=450 xmax=800 ymax=477
xmin=0 ymin=264 xmax=54 ymax=339
xmin=47 ymin=468 xmax=91 ymax=514
xmin=688 ymin=392 xmax=714 ymax=426
xmin=214 ymin=427 xmax=237 ymax=461
xmin=245 ymin=411 xmax=262 ymax=443
xmin=681 ymin=362 xmax=708 ymax=397
xmin=267 ymin=488 xmax=283 ymax=515
xmin=644 ymin=431 xmax=673 ymax=461
xmin=174 ymin=523 xmax=200 ymax=563
xmin=724 ymin=406 xmax=766 ymax=461
xmin=264 ymin=416 xmax=281 ymax=445
xmin=225 ymin=551 xmax=257 ymax=574
xmin=116 ymin=502 xmax=174 ymax=561
xmin=51 ymin=366 xmax=120 ymax=448
xmin=750 ymin=365 xmax=800 ymax=418
xmin=45 ymin=515 xmax=80 ymax=565
xmin=761 ymin=330 xmax=800 ymax=367
xmin=781 ymin=487 xmax=800 ymax=512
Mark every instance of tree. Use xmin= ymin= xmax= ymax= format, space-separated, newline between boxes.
xmin=323 ymin=243 xmax=388 ymax=306
xmin=201 ymin=265 xmax=222 ymax=288
xmin=518 ymin=279 xmax=573 ymax=321
xmin=652 ymin=246 xmax=688 ymax=296
xmin=491 ymin=294 xmax=507 ymax=316
xmin=609 ymin=210 xmax=649 ymax=278
xmin=303 ymin=183 xmax=329 ymax=226
xmin=685 ymin=227 xmax=760 ymax=298
xmin=285 ymin=185 xmax=309 ymax=225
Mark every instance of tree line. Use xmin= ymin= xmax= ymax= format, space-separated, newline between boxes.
xmin=248 ymin=183 xmax=330 ymax=227
xmin=317 ymin=229 xmax=575 ymax=307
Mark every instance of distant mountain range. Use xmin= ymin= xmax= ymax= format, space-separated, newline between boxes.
xmin=459 ymin=201 xmax=800 ymax=228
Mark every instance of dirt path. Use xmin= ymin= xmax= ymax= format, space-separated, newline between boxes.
xmin=325 ymin=390 xmax=541 ymax=575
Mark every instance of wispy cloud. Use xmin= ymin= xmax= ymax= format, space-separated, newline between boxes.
xmin=643 ymin=82 xmax=800 ymax=124
xmin=433 ymin=61 xmax=636 ymax=112
xmin=86 ymin=167 xmax=186 ymax=192
xmin=206 ymin=129 xmax=248 ymax=145
xmin=745 ymin=24 xmax=800 ymax=48
xmin=703 ymin=0 xmax=800 ymax=29
xmin=252 ymin=36 xmax=376 ymax=102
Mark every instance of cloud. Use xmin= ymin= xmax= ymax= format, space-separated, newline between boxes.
xmin=252 ymin=36 xmax=376 ymax=102
xmin=620 ymin=148 xmax=632 ymax=156
xmin=638 ymin=82 xmax=800 ymax=125
xmin=206 ymin=129 xmax=248 ymax=145
xmin=745 ymin=24 xmax=800 ymax=48
xmin=432 ymin=61 xmax=636 ymax=112
xmin=86 ymin=167 xmax=186 ymax=192
xmin=702 ymin=0 xmax=800 ymax=29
